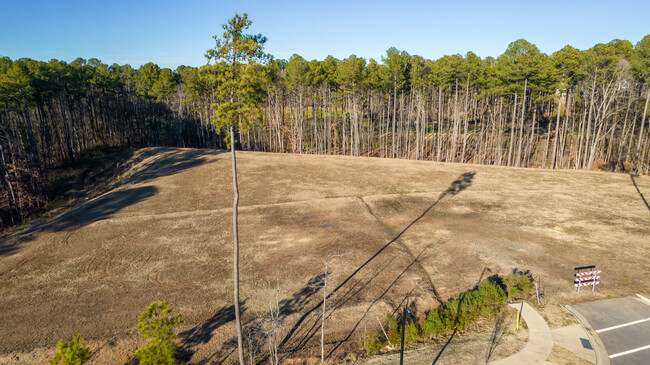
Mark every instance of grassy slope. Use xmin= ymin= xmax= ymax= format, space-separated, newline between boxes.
xmin=0 ymin=147 xmax=648 ymax=363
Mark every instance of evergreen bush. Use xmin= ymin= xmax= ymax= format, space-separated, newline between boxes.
xmin=363 ymin=276 xmax=514 ymax=357
xmin=361 ymin=330 xmax=383 ymax=355
xmin=135 ymin=301 xmax=183 ymax=365
xmin=48 ymin=335 xmax=92 ymax=365
xmin=504 ymin=273 xmax=533 ymax=298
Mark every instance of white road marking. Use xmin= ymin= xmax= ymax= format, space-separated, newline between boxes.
xmin=609 ymin=344 xmax=650 ymax=358
xmin=595 ymin=317 xmax=650 ymax=333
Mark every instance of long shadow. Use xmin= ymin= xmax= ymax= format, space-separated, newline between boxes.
xmin=119 ymin=148 xmax=218 ymax=186
xmin=630 ymin=174 xmax=650 ymax=211
xmin=189 ymin=171 xmax=476 ymax=363
xmin=485 ymin=312 xmax=506 ymax=364
xmin=0 ymin=239 xmax=18 ymax=257
xmin=325 ymin=249 xmax=429 ymax=358
xmin=277 ymin=172 xmax=476 ymax=356
xmin=0 ymin=186 xmax=157 ymax=257
xmin=196 ymin=275 xmax=325 ymax=364
xmin=49 ymin=186 xmax=158 ymax=231
xmin=417 ymin=265 xmax=489 ymax=364
xmin=0 ymin=149 xmax=218 ymax=256
xmin=432 ymin=327 xmax=457 ymax=365
xmin=178 ymin=301 xmax=247 ymax=363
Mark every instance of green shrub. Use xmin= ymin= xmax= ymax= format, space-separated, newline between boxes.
xmin=504 ymin=273 xmax=533 ymax=298
xmin=371 ymin=277 xmax=512 ymax=353
xmin=135 ymin=301 xmax=183 ymax=365
xmin=383 ymin=312 xmax=420 ymax=347
xmin=361 ymin=330 xmax=383 ymax=355
xmin=48 ymin=334 xmax=92 ymax=365
xmin=385 ymin=313 xmax=402 ymax=346
xmin=422 ymin=309 xmax=451 ymax=337
xmin=403 ymin=323 xmax=419 ymax=345
xmin=477 ymin=281 xmax=506 ymax=316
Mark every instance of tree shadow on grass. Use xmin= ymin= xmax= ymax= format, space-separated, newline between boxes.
xmin=118 ymin=148 xmax=219 ymax=186
xmin=432 ymin=327 xmax=457 ymax=365
xmin=0 ymin=148 xmax=219 ymax=256
xmin=49 ymin=186 xmax=158 ymax=231
xmin=323 ymin=249 xmax=429 ymax=359
xmin=184 ymin=171 xmax=476 ymax=363
xmin=0 ymin=186 xmax=157 ymax=257
xmin=630 ymin=174 xmax=650 ymax=211
xmin=182 ymin=273 xmax=330 ymax=363
xmin=178 ymin=301 xmax=247 ymax=363
xmin=485 ymin=311 xmax=507 ymax=364
xmin=276 ymin=172 xmax=476 ymax=359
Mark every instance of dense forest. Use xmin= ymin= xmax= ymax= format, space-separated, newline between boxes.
xmin=1 ymin=35 xmax=649 ymax=226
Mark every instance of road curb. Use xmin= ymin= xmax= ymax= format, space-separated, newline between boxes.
xmin=636 ymin=293 xmax=650 ymax=306
xmin=562 ymin=304 xmax=610 ymax=365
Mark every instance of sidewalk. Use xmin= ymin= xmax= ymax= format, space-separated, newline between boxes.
xmin=490 ymin=302 xmax=555 ymax=365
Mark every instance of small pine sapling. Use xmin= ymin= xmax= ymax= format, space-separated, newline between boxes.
xmin=48 ymin=334 xmax=92 ymax=365
xmin=135 ymin=301 xmax=183 ymax=365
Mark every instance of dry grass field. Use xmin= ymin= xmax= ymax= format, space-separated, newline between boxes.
xmin=0 ymin=147 xmax=648 ymax=364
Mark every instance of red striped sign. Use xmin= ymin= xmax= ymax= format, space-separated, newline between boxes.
xmin=575 ymin=276 xmax=600 ymax=282
xmin=575 ymin=281 xmax=600 ymax=287
xmin=575 ymin=270 xmax=601 ymax=277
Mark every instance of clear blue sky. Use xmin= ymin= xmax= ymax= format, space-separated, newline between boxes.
xmin=1 ymin=0 xmax=648 ymax=69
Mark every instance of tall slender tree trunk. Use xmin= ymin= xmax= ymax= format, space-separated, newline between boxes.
xmin=451 ymin=79 xmax=459 ymax=162
xmin=508 ymin=93 xmax=518 ymax=166
xmin=497 ymin=97 xmax=504 ymax=165
xmin=634 ymin=88 xmax=650 ymax=173
xmin=392 ymin=81 xmax=397 ymax=158
xmin=461 ymin=77 xmax=470 ymax=163
xmin=516 ymin=79 xmax=527 ymax=167
xmin=0 ymin=138 xmax=17 ymax=225
xmin=583 ymin=74 xmax=597 ymax=168
xmin=550 ymin=91 xmax=563 ymax=169
xmin=229 ymin=125 xmax=245 ymax=365
xmin=437 ymin=87 xmax=443 ymax=162
xmin=615 ymin=97 xmax=633 ymax=172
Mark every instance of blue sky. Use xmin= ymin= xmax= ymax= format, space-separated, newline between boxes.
xmin=1 ymin=0 xmax=648 ymax=69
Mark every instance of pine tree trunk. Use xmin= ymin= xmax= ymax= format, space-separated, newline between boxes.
xmin=550 ymin=91 xmax=563 ymax=169
xmin=230 ymin=125 xmax=245 ymax=365
xmin=516 ymin=79 xmax=527 ymax=167
xmin=461 ymin=78 xmax=470 ymax=163
xmin=508 ymin=93 xmax=518 ymax=166
xmin=633 ymin=88 xmax=650 ymax=173
xmin=451 ymin=79 xmax=459 ymax=162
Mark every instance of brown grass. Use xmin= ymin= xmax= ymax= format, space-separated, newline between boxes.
xmin=0 ymin=147 xmax=648 ymax=364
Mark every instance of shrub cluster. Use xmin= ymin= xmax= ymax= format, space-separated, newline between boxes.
xmin=362 ymin=275 xmax=532 ymax=355
xmin=504 ymin=272 xmax=534 ymax=299
xmin=49 ymin=301 xmax=183 ymax=365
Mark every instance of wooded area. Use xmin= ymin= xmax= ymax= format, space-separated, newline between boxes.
xmin=1 ymin=35 xmax=649 ymax=226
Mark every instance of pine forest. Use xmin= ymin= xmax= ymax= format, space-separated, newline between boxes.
xmin=1 ymin=36 xmax=649 ymax=225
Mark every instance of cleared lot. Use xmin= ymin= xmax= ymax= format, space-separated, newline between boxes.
xmin=1 ymin=148 xmax=649 ymax=363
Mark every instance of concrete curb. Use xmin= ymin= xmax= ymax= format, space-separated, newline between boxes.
xmin=636 ymin=293 xmax=650 ymax=306
xmin=562 ymin=304 xmax=610 ymax=365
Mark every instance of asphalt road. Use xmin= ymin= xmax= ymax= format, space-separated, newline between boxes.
xmin=573 ymin=297 xmax=650 ymax=365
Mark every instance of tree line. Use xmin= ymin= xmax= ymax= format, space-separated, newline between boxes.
xmin=1 ymin=35 xmax=649 ymax=226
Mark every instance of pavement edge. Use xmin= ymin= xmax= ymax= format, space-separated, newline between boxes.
xmin=562 ymin=304 xmax=610 ymax=365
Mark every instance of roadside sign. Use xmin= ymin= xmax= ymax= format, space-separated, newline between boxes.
xmin=574 ymin=266 xmax=601 ymax=292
